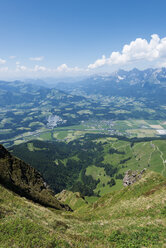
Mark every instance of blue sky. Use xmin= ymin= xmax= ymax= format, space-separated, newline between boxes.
xmin=0 ymin=0 xmax=166 ymax=79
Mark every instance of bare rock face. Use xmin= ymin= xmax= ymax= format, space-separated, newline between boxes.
xmin=123 ymin=169 xmax=146 ymax=187
xmin=0 ymin=144 xmax=72 ymax=211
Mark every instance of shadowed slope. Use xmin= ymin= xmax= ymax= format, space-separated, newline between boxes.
xmin=0 ymin=144 xmax=71 ymax=211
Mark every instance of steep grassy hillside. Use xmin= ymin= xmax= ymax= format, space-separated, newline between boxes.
xmin=0 ymin=170 xmax=166 ymax=247
xmin=0 ymin=144 xmax=70 ymax=210
xmin=56 ymin=190 xmax=88 ymax=210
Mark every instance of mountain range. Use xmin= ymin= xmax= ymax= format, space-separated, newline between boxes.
xmin=54 ymin=67 xmax=166 ymax=102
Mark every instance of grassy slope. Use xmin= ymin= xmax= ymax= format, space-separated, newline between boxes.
xmin=56 ymin=190 xmax=88 ymax=210
xmin=0 ymin=170 xmax=166 ymax=247
xmin=85 ymin=138 xmax=166 ymax=195
xmin=10 ymin=138 xmax=166 ymax=198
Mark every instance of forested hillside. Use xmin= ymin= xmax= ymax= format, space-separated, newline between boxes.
xmin=10 ymin=134 xmax=166 ymax=197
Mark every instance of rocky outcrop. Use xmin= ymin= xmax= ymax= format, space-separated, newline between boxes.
xmin=0 ymin=144 xmax=72 ymax=211
xmin=123 ymin=169 xmax=146 ymax=187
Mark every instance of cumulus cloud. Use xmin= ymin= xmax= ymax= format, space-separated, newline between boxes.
xmin=15 ymin=63 xmax=83 ymax=75
xmin=88 ymin=34 xmax=166 ymax=69
xmin=29 ymin=56 xmax=44 ymax=61
xmin=16 ymin=63 xmax=49 ymax=73
xmin=88 ymin=55 xmax=107 ymax=69
xmin=16 ymin=65 xmax=27 ymax=72
xmin=0 ymin=58 xmax=6 ymax=64
xmin=56 ymin=63 xmax=81 ymax=72
xmin=56 ymin=63 xmax=68 ymax=72
xmin=33 ymin=65 xmax=47 ymax=72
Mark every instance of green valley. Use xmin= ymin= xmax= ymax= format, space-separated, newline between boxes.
xmin=10 ymin=135 xmax=166 ymax=198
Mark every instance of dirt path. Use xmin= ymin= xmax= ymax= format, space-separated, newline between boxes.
xmin=148 ymin=141 xmax=155 ymax=166
xmin=152 ymin=142 xmax=166 ymax=176
xmin=156 ymin=146 xmax=166 ymax=176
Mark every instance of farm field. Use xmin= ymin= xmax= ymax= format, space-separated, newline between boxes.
xmin=2 ymin=118 xmax=166 ymax=148
xmin=1 ymin=81 xmax=166 ymax=147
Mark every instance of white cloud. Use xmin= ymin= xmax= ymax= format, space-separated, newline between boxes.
xmin=57 ymin=63 xmax=68 ymax=72
xmin=16 ymin=64 xmax=48 ymax=73
xmin=29 ymin=56 xmax=44 ymax=61
xmin=0 ymin=61 xmax=84 ymax=79
xmin=56 ymin=63 xmax=81 ymax=72
xmin=0 ymin=58 xmax=6 ymax=64
xmin=88 ymin=55 xmax=107 ymax=69
xmin=16 ymin=65 xmax=27 ymax=72
xmin=88 ymin=34 xmax=166 ymax=69
xmin=33 ymin=65 xmax=47 ymax=72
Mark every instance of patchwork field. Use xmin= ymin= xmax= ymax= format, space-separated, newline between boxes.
xmin=114 ymin=119 xmax=166 ymax=137
xmin=1 ymin=81 xmax=166 ymax=147
xmin=2 ymin=118 xmax=166 ymax=148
